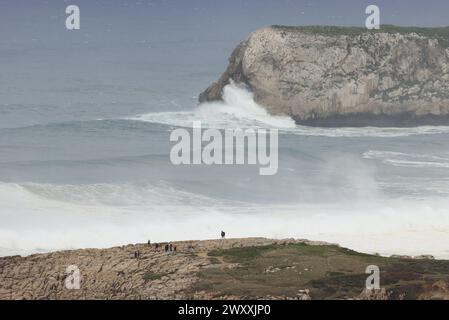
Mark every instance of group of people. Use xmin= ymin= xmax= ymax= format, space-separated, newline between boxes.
xmin=164 ymin=243 xmax=177 ymax=253
xmin=136 ymin=231 xmax=226 ymax=258
xmin=146 ymin=240 xmax=177 ymax=253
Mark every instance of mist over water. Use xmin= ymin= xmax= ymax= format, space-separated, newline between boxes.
xmin=2 ymin=82 xmax=449 ymax=257
xmin=2 ymin=0 xmax=449 ymax=258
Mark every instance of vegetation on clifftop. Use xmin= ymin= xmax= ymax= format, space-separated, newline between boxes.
xmin=3 ymin=239 xmax=449 ymax=300
xmin=271 ymin=25 xmax=449 ymax=47
xmin=194 ymin=243 xmax=449 ymax=299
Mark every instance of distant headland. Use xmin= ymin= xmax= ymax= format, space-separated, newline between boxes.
xmin=200 ymin=25 xmax=449 ymax=127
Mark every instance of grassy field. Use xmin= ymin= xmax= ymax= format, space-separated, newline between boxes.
xmin=271 ymin=25 xmax=449 ymax=48
xmin=193 ymin=243 xmax=449 ymax=299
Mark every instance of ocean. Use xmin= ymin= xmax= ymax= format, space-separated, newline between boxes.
xmin=2 ymin=0 xmax=449 ymax=258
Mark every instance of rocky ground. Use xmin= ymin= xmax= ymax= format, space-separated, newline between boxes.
xmin=1 ymin=238 xmax=449 ymax=300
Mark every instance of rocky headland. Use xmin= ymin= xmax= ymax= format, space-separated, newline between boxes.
xmin=1 ymin=238 xmax=449 ymax=300
xmin=200 ymin=25 xmax=449 ymax=126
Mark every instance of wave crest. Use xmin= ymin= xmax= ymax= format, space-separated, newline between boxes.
xmin=128 ymin=82 xmax=296 ymax=129
xmin=125 ymin=83 xmax=449 ymax=138
xmin=363 ymin=150 xmax=449 ymax=168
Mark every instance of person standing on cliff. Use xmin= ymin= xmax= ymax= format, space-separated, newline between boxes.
xmin=221 ymin=231 xmax=225 ymax=239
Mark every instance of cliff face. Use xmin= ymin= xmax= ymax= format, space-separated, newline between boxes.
xmin=200 ymin=26 xmax=449 ymax=126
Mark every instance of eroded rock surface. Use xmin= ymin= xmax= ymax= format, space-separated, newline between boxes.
xmin=0 ymin=238 xmax=315 ymax=300
xmin=2 ymin=238 xmax=449 ymax=300
xmin=200 ymin=26 xmax=449 ymax=126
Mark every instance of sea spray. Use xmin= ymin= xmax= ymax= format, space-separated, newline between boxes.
xmin=128 ymin=84 xmax=449 ymax=138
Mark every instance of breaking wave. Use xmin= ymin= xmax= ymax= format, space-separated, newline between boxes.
xmin=2 ymin=181 xmax=449 ymax=258
xmin=128 ymin=82 xmax=296 ymax=129
xmin=125 ymin=83 xmax=449 ymax=138
xmin=363 ymin=150 xmax=449 ymax=168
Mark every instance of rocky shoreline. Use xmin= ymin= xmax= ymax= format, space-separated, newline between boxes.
xmin=200 ymin=25 xmax=449 ymax=127
xmin=1 ymin=237 xmax=449 ymax=300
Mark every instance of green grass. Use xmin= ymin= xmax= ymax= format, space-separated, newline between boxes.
xmin=193 ymin=243 xmax=449 ymax=299
xmin=208 ymin=245 xmax=278 ymax=261
xmin=271 ymin=25 xmax=449 ymax=48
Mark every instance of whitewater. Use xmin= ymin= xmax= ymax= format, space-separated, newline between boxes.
xmin=3 ymin=8 xmax=449 ymax=260
xmin=2 ymin=82 xmax=449 ymax=258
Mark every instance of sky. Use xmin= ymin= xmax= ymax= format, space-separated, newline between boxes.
xmin=0 ymin=0 xmax=448 ymax=46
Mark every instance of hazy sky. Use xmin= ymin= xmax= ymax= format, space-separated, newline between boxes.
xmin=0 ymin=0 xmax=448 ymax=45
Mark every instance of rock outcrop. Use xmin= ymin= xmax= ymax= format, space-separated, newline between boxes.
xmin=200 ymin=25 xmax=449 ymax=126
xmin=0 ymin=238 xmax=322 ymax=300
xmin=2 ymin=237 xmax=449 ymax=300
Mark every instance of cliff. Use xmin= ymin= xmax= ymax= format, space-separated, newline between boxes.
xmin=200 ymin=25 xmax=449 ymax=126
xmin=1 ymin=238 xmax=449 ymax=300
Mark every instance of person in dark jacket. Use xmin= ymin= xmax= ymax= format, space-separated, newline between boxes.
xmin=221 ymin=231 xmax=226 ymax=239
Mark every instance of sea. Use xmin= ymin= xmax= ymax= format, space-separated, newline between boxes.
xmin=2 ymin=0 xmax=449 ymax=258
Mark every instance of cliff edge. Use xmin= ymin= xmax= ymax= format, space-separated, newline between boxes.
xmin=1 ymin=238 xmax=449 ymax=300
xmin=200 ymin=25 xmax=449 ymax=126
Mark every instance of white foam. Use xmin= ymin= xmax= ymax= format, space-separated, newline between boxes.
xmin=19 ymin=182 xmax=228 ymax=207
xmin=290 ymin=125 xmax=449 ymax=138
xmin=2 ymin=182 xmax=449 ymax=258
xmin=125 ymin=83 xmax=449 ymax=137
xmin=128 ymin=82 xmax=296 ymax=129
xmin=363 ymin=150 xmax=449 ymax=168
